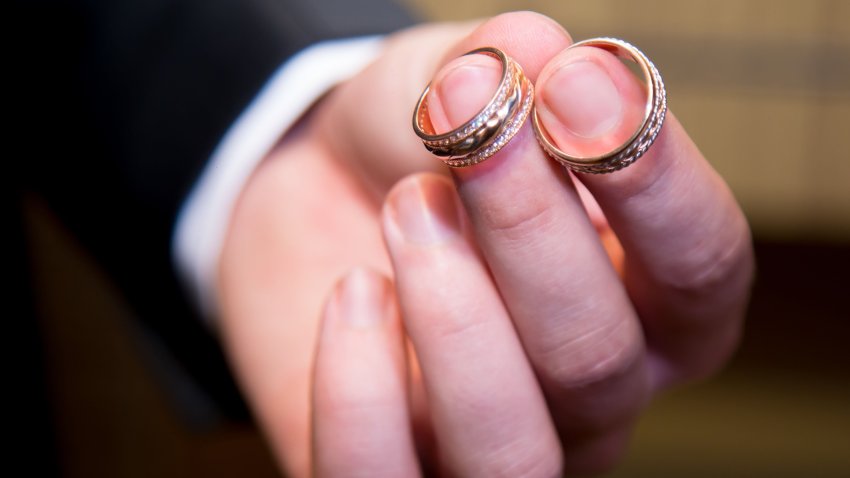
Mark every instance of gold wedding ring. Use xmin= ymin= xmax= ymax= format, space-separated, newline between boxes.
xmin=413 ymin=47 xmax=533 ymax=168
xmin=532 ymin=38 xmax=667 ymax=174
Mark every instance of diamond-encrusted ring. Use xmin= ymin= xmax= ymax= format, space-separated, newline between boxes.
xmin=532 ymin=38 xmax=667 ymax=174
xmin=412 ymin=47 xmax=533 ymax=168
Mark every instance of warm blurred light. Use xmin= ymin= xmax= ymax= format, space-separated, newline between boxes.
xmin=410 ymin=0 xmax=850 ymax=243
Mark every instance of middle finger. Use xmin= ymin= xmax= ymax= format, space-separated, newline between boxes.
xmin=426 ymin=27 xmax=651 ymax=468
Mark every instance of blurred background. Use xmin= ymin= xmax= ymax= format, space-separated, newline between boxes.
xmin=21 ymin=0 xmax=849 ymax=476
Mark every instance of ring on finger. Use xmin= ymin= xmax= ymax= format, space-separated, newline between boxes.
xmin=532 ymin=37 xmax=667 ymax=174
xmin=413 ymin=47 xmax=533 ymax=168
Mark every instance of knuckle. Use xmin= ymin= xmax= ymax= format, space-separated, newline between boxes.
xmin=316 ymin=386 xmax=393 ymax=422
xmin=428 ymin=308 xmax=489 ymax=345
xmin=475 ymin=438 xmax=564 ymax=478
xmin=661 ymin=219 xmax=755 ymax=300
xmin=536 ymin=319 xmax=643 ymax=390
xmin=498 ymin=452 xmax=563 ymax=478
xmin=482 ymin=192 xmax=557 ymax=245
xmin=441 ymin=390 xmax=564 ymax=477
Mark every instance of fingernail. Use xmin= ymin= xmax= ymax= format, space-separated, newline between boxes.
xmin=429 ymin=53 xmax=503 ymax=132
xmin=384 ymin=176 xmax=462 ymax=246
xmin=330 ymin=268 xmax=389 ymax=328
xmin=541 ymin=59 xmax=623 ymax=138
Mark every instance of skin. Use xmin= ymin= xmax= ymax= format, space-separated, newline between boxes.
xmin=217 ymin=12 xmax=754 ymax=477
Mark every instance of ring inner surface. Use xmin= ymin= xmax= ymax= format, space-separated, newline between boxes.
xmin=542 ymin=40 xmax=654 ymax=164
xmin=414 ymin=47 xmax=509 ymax=142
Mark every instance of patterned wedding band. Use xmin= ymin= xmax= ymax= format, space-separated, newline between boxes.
xmin=413 ymin=47 xmax=533 ymax=168
xmin=532 ymin=38 xmax=667 ymax=174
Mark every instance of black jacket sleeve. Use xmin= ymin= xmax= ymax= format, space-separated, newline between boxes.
xmin=13 ymin=0 xmax=415 ymax=419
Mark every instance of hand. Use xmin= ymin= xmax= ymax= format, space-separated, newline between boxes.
xmin=217 ymin=12 xmax=754 ymax=477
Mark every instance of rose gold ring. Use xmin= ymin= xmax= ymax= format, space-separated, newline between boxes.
xmin=413 ymin=47 xmax=533 ymax=168
xmin=532 ymin=37 xmax=667 ymax=174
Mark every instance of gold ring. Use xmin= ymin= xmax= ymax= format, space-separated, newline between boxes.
xmin=413 ymin=47 xmax=533 ymax=168
xmin=531 ymin=38 xmax=667 ymax=174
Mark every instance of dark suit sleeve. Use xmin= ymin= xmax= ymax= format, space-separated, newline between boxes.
xmin=13 ymin=0 xmax=415 ymax=420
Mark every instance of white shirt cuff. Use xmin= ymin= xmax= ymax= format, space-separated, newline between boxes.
xmin=172 ymin=36 xmax=384 ymax=324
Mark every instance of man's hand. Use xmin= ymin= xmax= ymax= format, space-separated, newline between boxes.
xmin=218 ymin=12 xmax=754 ymax=477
